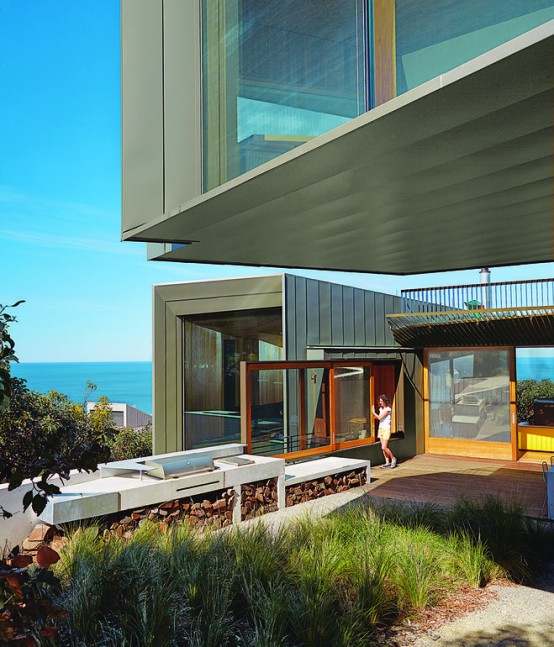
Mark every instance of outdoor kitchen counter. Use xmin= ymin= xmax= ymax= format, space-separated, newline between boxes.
xmin=39 ymin=451 xmax=285 ymax=526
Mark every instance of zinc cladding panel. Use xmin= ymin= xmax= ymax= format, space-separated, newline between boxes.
xmin=163 ymin=0 xmax=202 ymax=213
xmin=306 ymin=279 xmax=320 ymax=347
xmin=342 ymin=287 xmax=355 ymax=346
xmin=294 ymin=276 xmax=308 ymax=359
xmin=318 ymin=281 xmax=332 ymax=346
xmin=354 ymin=289 xmax=366 ymax=345
xmin=153 ymin=276 xmax=284 ymax=453
xmin=121 ymin=0 xmax=164 ymax=233
xmin=331 ymin=284 xmax=344 ymax=346
xmin=153 ymin=288 xmax=167 ymax=454
xmin=286 ymin=275 xmax=401 ymax=354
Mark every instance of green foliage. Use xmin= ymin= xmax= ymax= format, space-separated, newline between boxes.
xmin=108 ymin=425 xmax=153 ymax=461
xmin=0 ymin=301 xmax=24 ymax=414
xmin=53 ymin=496 xmax=554 ymax=646
xmin=0 ymin=378 xmax=112 ymax=516
xmin=447 ymin=496 xmax=552 ymax=582
xmin=88 ymin=394 xmax=115 ymax=433
xmin=516 ymin=378 xmax=554 ymax=423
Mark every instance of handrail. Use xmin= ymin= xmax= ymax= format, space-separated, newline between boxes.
xmin=401 ymin=278 xmax=554 ymax=314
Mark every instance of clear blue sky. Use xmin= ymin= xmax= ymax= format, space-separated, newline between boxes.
xmin=1 ymin=1 xmax=553 ymax=362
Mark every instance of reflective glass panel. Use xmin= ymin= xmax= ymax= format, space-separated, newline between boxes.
xmin=183 ymin=308 xmax=282 ymax=450
xmin=516 ymin=348 xmax=554 ymax=424
xmin=395 ymin=0 xmax=554 ymax=95
xmin=250 ymin=368 xmax=286 ymax=456
xmin=202 ymin=0 xmax=367 ymax=190
xmin=304 ymin=368 xmax=331 ymax=451
xmin=333 ymin=366 xmax=371 ymax=442
xmin=429 ymin=349 xmax=510 ymax=443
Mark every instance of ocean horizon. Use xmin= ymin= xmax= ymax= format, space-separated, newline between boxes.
xmin=11 ymin=362 xmax=152 ymax=414
xmin=8 ymin=356 xmax=554 ymax=419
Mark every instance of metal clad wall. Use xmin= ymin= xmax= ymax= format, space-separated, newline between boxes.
xmin=163 ymin=0 xmax=202 ymax=213
xmin=354 ymin=289 xmax=366 ymax=345
xmin=121 ymin=0 xmax=164 ymax=233
xmin=121 ymin=0 xmax=201 ymax=238
xmin=318 ymin=282 xmax=332 ymax=346
xmin=306 ymin=279 xmax=320 ymax=346
xmin=331 ymin=284 xmax=344 ymax=346
xmin=295 ymin=276 xmax=308 ymax=358
xmin=153 ymin=275 xmax=284 ymax=452
xmin=343 ymin=286 xmax=355 ymax=345
xmin=284 ymin=275 xmax=401 ymax=358
xmin=365 ymin=292 xmax=376 ymax=346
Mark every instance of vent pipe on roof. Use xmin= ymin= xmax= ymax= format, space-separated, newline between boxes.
xmin=480 ymin=268 xmax=491 ymax=308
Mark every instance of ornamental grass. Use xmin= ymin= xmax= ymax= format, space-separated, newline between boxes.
xmin=53 ymin=496 xmax=554 ymax=646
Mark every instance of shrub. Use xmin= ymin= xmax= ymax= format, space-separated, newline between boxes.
xmin=0 ymin=379 xmax=111 ymax=515
xmin=108 ymin=425 xmax=153 ymax=461
xmin=516 ymin=378 xmax=554 ymax=423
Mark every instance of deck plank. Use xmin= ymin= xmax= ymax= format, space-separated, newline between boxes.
xmin=366 ymin=454 xmax=545 ymax=518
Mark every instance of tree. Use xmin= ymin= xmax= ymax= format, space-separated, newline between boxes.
xmin=0 ymin=379 xmax=112 ymax=516
xmin=0 ymin=301 xmax=24 ymax=412
xmin=0 ymin=302 xmax=112 ymax=517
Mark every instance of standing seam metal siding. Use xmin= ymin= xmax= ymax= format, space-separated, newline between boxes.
xmin=284 ymin=275 xmax=402 ymax=359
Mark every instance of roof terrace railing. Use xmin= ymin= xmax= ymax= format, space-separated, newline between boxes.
xmin=401 ymin=278 xmax=554 ymax=314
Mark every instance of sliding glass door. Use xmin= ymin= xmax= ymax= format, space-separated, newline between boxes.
xmin=426 ymin=348 xmax=516 ymax=460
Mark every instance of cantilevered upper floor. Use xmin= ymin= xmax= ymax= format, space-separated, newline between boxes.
xmin=122 ymin=1 xmax=554 ymax=275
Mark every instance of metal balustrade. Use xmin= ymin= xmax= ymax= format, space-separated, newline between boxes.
xmin=400 ymin=278 xmax=554 ymax=314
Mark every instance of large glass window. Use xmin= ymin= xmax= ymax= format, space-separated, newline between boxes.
xmin=395 ymin=0 xmax=554 ymax=95
xmin=428 ymin=349 xmax=511 ymax=443
xmin=202 ymin=0 xmax=367 ymax=190
xmin=201 ymin=1 xmax=554 ymax=189
xmin=334 ymin=366 xmax=371 ymax=442
xmin=183 ymin=308 xmax=283 ymax=449
xmin=516 ymin=349 xmax=554 ymax=419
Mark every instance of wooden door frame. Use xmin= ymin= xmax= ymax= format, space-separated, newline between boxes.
xmin=423 ymin=346 xmax=516 ymax=461
xmin=240 ymin=359 xmax=401 ymax=459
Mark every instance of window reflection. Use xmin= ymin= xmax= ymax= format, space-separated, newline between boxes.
xmin=183 ymin=308 xmax=282 ymax=449
xmin=202 ymin=0 xmax=367 ymax=190
xmin=429 ymin=349 xmax=510 ymax=443
xmin=395 ymin=0 xmax=554 ymax=95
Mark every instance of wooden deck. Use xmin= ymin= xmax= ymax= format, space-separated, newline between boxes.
xmin=366 ymin=454 xmax=547 ymax=518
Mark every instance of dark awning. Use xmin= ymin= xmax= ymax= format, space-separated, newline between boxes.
xmin=387 ymin=310 xmax=554 ymax=347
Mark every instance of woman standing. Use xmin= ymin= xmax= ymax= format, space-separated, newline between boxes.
xmin=371 ymin=394 xmax=397 ymax=469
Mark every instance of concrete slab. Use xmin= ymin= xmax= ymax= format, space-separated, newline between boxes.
xmin=284 ymin=457 xmax=370 ymax=486
xmin=217 ymin=454 xmax=285 ymax=488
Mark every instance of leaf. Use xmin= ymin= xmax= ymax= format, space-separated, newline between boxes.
xmin=9 ymin=555 xmax=33 ymax=568
xmin=36 ymin=546 xmax=60 ymax=569
xmin=22 ymin=490 xmax=33 ymax=511
xmin=31 ymin=493 xmax=47 ymax=516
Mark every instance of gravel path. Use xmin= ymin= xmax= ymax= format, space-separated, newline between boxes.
xmin=413 ymin=564 xmax=554 ymax=647
xmin=242 ymin=484 xmax=554 ymax=647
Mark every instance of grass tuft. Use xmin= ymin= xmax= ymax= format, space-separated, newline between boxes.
xmin=53 ymin=495 xmax=554 ymax=644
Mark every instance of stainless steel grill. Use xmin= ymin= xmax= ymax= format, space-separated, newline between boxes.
xmin=144 ymin=455 xmax=215 ymax=480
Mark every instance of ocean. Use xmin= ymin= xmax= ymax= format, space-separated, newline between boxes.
xmin=8 ymin=355 xmax=554 ymax=417
xmin=11 ymin=362 xmax=152 ymax=414
xmin=516 ymin=355 xmax=554 ymax=382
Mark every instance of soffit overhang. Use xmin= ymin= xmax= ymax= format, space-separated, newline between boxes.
xmin=125 ymin=24 xmax=554 ymax=276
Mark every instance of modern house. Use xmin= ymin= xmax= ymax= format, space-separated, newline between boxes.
xmin=121 ymin=2 xmax=554 ymax=466
xmin=86 ymin=402 xmax=152 ymax=429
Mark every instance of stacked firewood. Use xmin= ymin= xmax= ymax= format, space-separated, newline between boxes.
xmin=103 ymin=488 xmax=236 ymax=537
xmin=241 ymin=479 xmax=278 ymax=520
xmin=285 ymin=468 xmax=367 ymax=507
